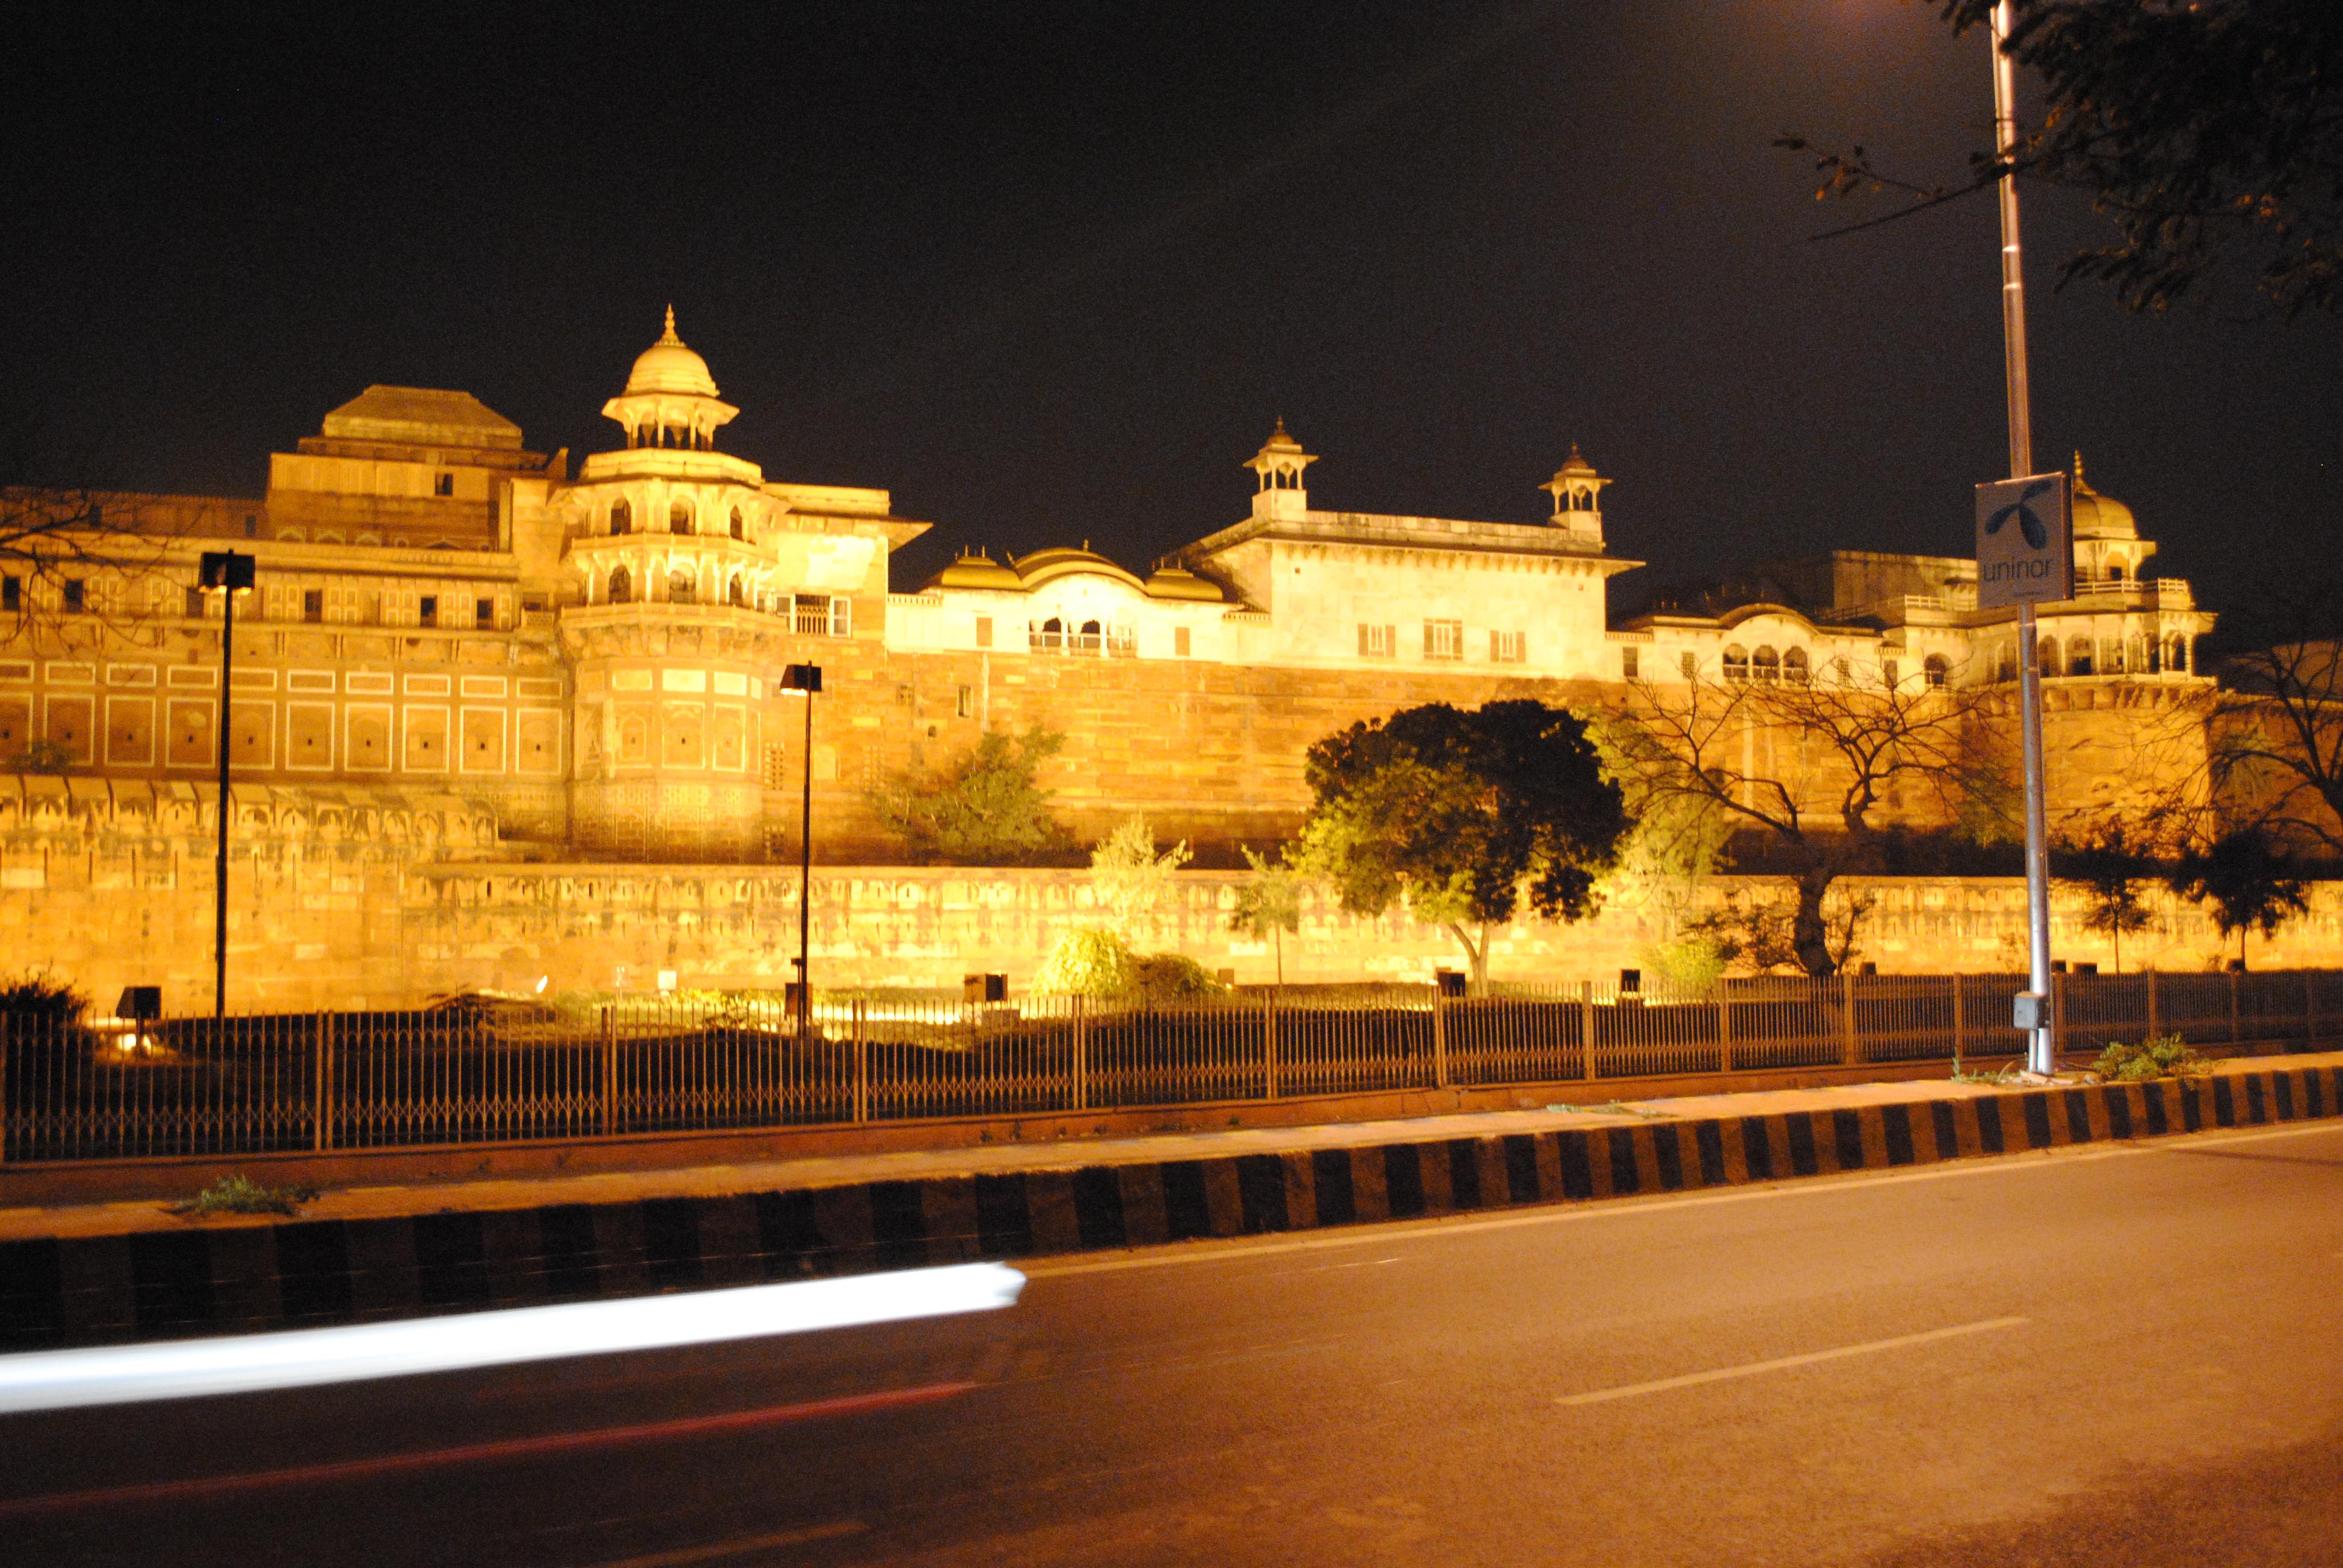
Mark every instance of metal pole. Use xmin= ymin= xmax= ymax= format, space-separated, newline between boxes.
xmin=214 ymin=581 xmax=235 ymax=1019
xmin=1991 ymin=2 xmax=2055 ymax=1077
xmin=798 ymin=687 xmax=813 ymax=1036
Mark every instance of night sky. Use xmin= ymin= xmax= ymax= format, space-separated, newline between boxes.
xmin=7 ymin=2 xmax=2336 ymax=616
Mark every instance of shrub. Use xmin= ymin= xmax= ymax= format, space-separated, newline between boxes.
xmin=1129 ymin=952 xmax=1228 ymax=1006
xmin=175 ymin=1175 xmax=320 ymax=1218
xmin=2093 ymin=1033 xmax=2214 ymax=1082
xmin=0 ymin=971 xmax=88 ymax=1025
xmin=1030 ymin=927 xmax=1137 ymax=999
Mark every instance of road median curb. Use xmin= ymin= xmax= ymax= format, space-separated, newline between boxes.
xmin=4 ymin=1065 xmax=2336 ymax=1350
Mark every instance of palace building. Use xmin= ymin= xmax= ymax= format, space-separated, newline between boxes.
xmin=0 ymin=312 xmax=2217 ymax=866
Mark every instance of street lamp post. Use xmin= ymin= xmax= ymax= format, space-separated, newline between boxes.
xmin=779 ymin=663 xmax=822 ymax=1033
xmin=1987 ymin=3 xmax=2057 ymax=1077
xmin=198 ymin=550 xmax=256 ymax=1019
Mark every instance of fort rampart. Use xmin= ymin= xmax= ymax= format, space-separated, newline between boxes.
xmin=5 ymin=779 xmax=2338 ymax=1013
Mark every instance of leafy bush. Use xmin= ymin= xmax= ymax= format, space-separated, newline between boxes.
xmin=875 ymin=728 xmax=1070 ymax=864
xmin=1030 ymin=927 xmax=1138 ymax=999
xmin=2093 ymin=1033 xmax=2214 ymax=1082
xmin=1129 ymin=952 xmax=1228 ymax=1006
xmin=175 ymin=1175 xmax=320 ymax=1217
xmin=0 ymin=971 xmax=88 ymax=1024
xmin=1638 ymin=935 xmax=1728 ymax=998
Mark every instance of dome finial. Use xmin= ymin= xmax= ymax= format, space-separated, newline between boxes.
xmin=2073 ymin=449 xmax=2086 ymax=484
xmin=660 ymin=304 xmax=682 ymax=345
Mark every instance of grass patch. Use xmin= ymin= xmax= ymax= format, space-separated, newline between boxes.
xmin=174 ymin=1174 xmax=320 ymax=1218
xmin=2093 ymin=1033 xmax=2215 ymax=1082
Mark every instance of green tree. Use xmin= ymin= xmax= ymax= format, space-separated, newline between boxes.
xmin=2168 ymin=826 xmax=2310 ymax=971
xmin=2054 ymin=822 xmax=2160 ymax=973
xmin=1087 ymin=815 xmax=1192 ymax=942
xmin=1229 ymin=844 xmax=1307 ymax=988
xmin=1784 ymin=1 xmax=2343 ymax=316
xmin=874 ymin=728 xmax=1067 ymax=864
xmin=1295 ymin=701 xmax=1629 ymax=992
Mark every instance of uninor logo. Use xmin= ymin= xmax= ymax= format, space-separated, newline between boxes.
xmin=1985 ymin=480 xmax=2053 ymax=549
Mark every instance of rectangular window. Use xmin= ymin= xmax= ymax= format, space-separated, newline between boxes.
xmin=2 ymin=577 xmax=19 ymax=613
xmin=63 ymin=580 xmax=86 ymax=613
xmin=974 ymin=615 xmax=993 ymax=649
xmin=1882 ymin=659 xmax=1899 ymax=689
xmin=794 ymin=593 xmax=828 ymax=635
xmin=1618 ymin=645 xmax=1636 ymax=679
xmin=1681 ymin=650 xmax=1697 ymax=681
xmin=303 ymin=589 xmax=324 ymax=623
xmin=955 ymin=685 xmax=975 ymax=719
xmin=1357 ymin=623 xmax=1394 ymax=658
xmin=418 ymin=595 xmax=439 ymax=628
xmin=185 ymin=585 xmax=206 ymax=618
xmin=434 ymin=472 xmax=454 ymax=497
xmin=244 ymin=515 xmax=257 ymax=538
xmin=1423 ymin=619 xmax=1463 ymax=661
xmin=1174 ymin=626 xmax=1191 ymax=658
xmin=1488 ymin=630 xmax=1525 ymax=665
xmin=829 ymin=596 xmax=852 ymax=638
xmin=476 ymin=597 xmax=494 ymax=628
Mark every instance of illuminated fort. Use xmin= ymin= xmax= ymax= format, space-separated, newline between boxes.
xmin=0 ymin=312 xmax=2250 ymax=1005
xmin=0 ymin=311 xmax=2214 ymax=861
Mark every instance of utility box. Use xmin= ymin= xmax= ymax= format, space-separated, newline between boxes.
xmin=962 ymin=973 xmax=1007 ymax=1004
xmin=2011 ymin=991 xmax=2049 ymax=1031
xmin=1434 ymin=969 xmax=1467 ymax=998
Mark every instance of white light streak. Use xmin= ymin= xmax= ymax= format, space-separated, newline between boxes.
xmin=0 ymin=1263 xmax=1024 ymax=1415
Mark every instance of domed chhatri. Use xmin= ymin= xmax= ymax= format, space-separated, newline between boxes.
xmin=601 ymin=306 xmax=739 ymax=451
xmin=1541 ymin=443 xmax=1609 ymax=523
xmin=2068 ymin=451 xmax=2138 ymax=541
xmin=624 ymin=304 xmax=721 ymax=398
xmin=1142 ymin=563 xmax=1225 ymax=603
xmin=929 ymin=548 xmax=1023 ymax=592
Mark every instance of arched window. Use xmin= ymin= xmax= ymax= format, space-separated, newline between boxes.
xmin=608 ymin=566 xmax=631 ymax=604
xmin=2039 ymin=636 xmax=2060 ymax=677
xmin=669 ymin=569 xmax=696 ymax=604
xmin=2147 ymin=638 xmax=2163 ymax=675
xmin=1752 ymin=645 xmax=1780 ymax=682
xmin=669 ymin=500 xmax=693 ymax=534
xmin=727 ymin=575 xmax=746 ymax=607
xmin=729 ymin=508 xmax=744 ymax=541
xmin=610 ymin=498 xmax=631 ymax=535
xmin=1782 ymin=647 xmax=1810 ymax=684
xmin=2068 ymin=635 xmax=2095 ymax=677
xmin=1722 ymin=645 xmax=1749 ymax=682
xmin=1924 ymin=654 xmax=1950 ymax=689
xmin=2170 ymin=635 xmax=2189 ymax=673
xmin=2108 ymin=558 xmax=2128 ymax=581
xmin=1996 ymin=644 xmax=2017 ymax=684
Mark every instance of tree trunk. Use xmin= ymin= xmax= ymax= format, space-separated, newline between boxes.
xmin=1274 ymin=926 xmax=1283 ymax=990
xmin=1446 ymin=923 xmax=1490 ymax=995
xmin=1792 ymin=868 xmax=1837 ymax=978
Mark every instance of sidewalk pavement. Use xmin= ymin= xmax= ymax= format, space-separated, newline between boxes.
xmin=9 ymin=1050 xmax=2336 ymax=1244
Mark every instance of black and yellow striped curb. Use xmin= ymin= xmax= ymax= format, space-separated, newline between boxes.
xmin=4 ymin=1065 xmax=2336 ymax=1350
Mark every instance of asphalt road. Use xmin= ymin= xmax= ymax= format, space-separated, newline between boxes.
xmin=7 ymin=1119 xmax=2341 ymax=1567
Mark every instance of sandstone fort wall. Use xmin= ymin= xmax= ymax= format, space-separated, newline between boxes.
xmin=7 ymin=779 xmax=2337 ymax=1014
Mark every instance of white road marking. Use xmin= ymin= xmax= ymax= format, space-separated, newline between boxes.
xmin=575 ymin=1520 xmax=866 ymax=1566
xmin=1553 ymin=1317 xmax=2029 ymax=1408
xmin=1020 ymin=1119 xmax=2343 ymax=1281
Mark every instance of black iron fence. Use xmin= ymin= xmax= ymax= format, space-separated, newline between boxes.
xmin=5 ymin=970 xmax=2339 ymax=1163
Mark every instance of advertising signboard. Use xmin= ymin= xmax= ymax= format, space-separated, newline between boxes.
xmin=1975 ymin=472 xmax=2074 ymax=609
